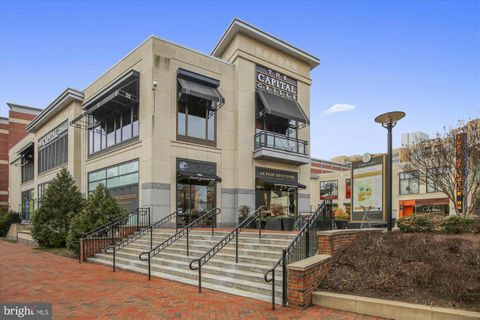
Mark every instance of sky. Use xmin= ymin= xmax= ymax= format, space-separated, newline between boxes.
xmin=0 ymin=0 xmax=479 ymax=160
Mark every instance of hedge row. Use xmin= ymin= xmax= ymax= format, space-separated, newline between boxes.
xmin=397 ymin=214 xmax=480 ymax=234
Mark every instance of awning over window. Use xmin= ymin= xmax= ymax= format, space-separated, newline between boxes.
xmin=257 ymin=89 xmax=309 ymax=125
xmin=256 ymin=177 xmax=306 ymax=189
xmin=177 ymin=172 xmax=222 ymax=183
xmin=177 ymin=69 xmax=225 ymax=110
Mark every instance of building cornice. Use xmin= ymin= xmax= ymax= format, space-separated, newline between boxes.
xmin=212 ymin=18 xmax=320 ymax=69
xmin=7 ymin=103 xmax=43 ymax=116
xmin=26 ymin=88 xmax=84 ymax=133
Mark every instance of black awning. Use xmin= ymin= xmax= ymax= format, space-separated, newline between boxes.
xmin=256 ymin=177 xmax=306 ymax=189
xmin=18 ymin=142 xmax=34 ymax=155
xmin=257 ymin=89 xmax=309 ymax=125
xmin=87 ymin=89 xmax=138 ymax=115
xmin=178 ymin=172 xmax=222 ymax=183
xmin=178 ymin=78 xmax=225 ymax=105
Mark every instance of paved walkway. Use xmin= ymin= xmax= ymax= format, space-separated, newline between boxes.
xmin=0 ymin=241 xmax=382 ymax=319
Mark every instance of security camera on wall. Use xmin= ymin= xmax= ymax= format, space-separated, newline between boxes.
xmin=152 ymin=79 xmax=158 ymax=90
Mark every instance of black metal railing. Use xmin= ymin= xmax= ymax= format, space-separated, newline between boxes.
xmin=138 ymin=207 xmax=221 ymax=280
xmin=104 ymin=210 xmax=179 ymax=272
xmin=79 ymin=207 xmax=151 ymax=263
xmin=254 ymin=130 xmax=308 ymax=155
xmin=264 ymin=200 xmax=332 ymax=309
xmin=189 ymin=206 xmax=265 ymax=292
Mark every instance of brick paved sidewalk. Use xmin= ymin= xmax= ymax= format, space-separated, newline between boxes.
xmin=0 ymin=241 xmax=382 ymax=319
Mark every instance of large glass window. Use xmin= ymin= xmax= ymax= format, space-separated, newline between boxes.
xmin=320 ymin=180 xmax=338 ymax=200
xmin=38 ymin=122 xmax=68 ymax=174
xmin=37 ymin=182 xmax=50 ymax=207
xmin=88 ymin=160 xmax=139 ymax=193
xmin=87 ymin=78 xmax=139 ymax=155
xmin=21 ymin=189 xmax=34 ymax=221
xmin=400 ymin=171 xmax=419 ymax=195
xmin=177 ymin=95 xmax=215 ymax=145
xmin=427 ymin=168 xmax=445 ymax=193
xmin=21 ymin=149 xmax=34 ymax=183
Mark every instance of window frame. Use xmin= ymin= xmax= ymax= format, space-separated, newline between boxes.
xmin=87 ymin=159 xmax=139 ymax=194
xmin=38 ymin=125 xmax=68 ymax=175
xmin=399 ymin=171 xmax=419 ymax=195
xmin=176 ymin=98 xmax=217 ymax=147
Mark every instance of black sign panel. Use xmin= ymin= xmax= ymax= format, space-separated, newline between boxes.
xmin=255 ymin=167 xmax=298 ymax=185
xmin=177 ymin=158 xmax=216 ymax=175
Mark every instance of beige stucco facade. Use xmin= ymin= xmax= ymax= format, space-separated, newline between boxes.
xmin=8 ymin=19 xmax=319 ymax=226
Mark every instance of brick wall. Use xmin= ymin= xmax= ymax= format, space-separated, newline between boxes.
xmin=287 ymin=229 xmax=384 ymax=309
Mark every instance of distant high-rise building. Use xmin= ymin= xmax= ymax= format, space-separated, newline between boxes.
xmin=401 ymin=132 xmax=429 ymax=147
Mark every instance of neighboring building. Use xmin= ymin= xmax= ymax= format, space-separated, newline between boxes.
xmin=311 ymin=147 xmax=456 ymax=226
xmin=401 ymin=131 xmax=429 ymax=147
xmin=9 ymin=18 xmax=319 ymax=225
xmin=0 ymin=104 xmax=42 ymax=209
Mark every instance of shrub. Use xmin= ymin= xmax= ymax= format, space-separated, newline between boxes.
xmin=270 ymin=203 xmax=286 ymax=216
xmin=397 ymin=214 xmax=434 ymax=233
xmin=66 ymin=183 xmax=127 ymax=252
xmin=0 ymin=210 xmax=22 ymax=237
xmin=32 ymin=168 xmax=84 ymax=248
xmin=441 ymin=215 xmax=473 ymax=234
xmin=472 ymin=216 xmax=480 ymax=234
xmin=335 ymin=208 xmax=348 ymax=221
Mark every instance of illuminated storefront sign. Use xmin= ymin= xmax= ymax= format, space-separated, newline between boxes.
xmin=455 ymin=133 xmax=466 ymax=213
xmin=256 ymin=65 xmax=297 ymax=100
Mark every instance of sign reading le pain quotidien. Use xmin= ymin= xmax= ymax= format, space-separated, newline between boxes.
xmin=256 ymin=65 xmax=297 ymax=100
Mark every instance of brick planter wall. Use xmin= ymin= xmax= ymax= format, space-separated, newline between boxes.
xmin=287 ymin=228 xmax=385 ymax=309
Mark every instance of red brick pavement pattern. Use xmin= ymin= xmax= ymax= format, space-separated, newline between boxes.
xmin=0 ymin=241 xmax=384 ymax=320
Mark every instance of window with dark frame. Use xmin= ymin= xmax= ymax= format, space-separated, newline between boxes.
xmin=87 ymin=77 xmax=139 ymax=156
xmin=87 ymin=160 xmax=139 ymax=194
xmin=177 ymin=95 xmax=216 ymax=146
xmin=21 ymin=149 xmax=34 ymax=183
xmin=320 ymin=180 xmax=338 ymax=199
xmin=426 ymin=168 xmax=445 ymax=193
xmin=37 ymin=181 xmax=50 ymax=207
xmin=38 ymin=123 xmax=68 ymax=174
xmin=399 ymin=171 xmax=419 ymax=195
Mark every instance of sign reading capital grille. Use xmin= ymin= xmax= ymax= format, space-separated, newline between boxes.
xmin=256 ymin=65 xmax=297 ymax=100
xmin=38 ymin=121 xmax=68 ymax=147
xmin=455 ymin=133 xmax=466 ymax=213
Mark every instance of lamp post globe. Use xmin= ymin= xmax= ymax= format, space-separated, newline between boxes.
xmin=375 ymin=111 xmax=405 ymax=232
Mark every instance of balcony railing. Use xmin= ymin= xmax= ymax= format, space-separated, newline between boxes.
xmin=254 ymin=130 xmax=307 ymax=155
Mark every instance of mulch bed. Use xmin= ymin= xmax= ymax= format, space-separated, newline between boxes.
xmin=319 ymin=232 xmax=480 ymax=312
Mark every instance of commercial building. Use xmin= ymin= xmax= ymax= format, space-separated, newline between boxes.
xmin=9 ymin=18 xmax=319 ymax=225
xmin=401 ymin=131 xmax=429 ymax=148
xmin=0 ymin=104 xmax=42 ymax=209
xmin=310 ymin=146 xmax=462 ymax=225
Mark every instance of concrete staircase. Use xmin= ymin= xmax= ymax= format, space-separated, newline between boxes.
xmin=7 ymin=223 xmax=37 ymax=246
xmin=89 ymin=229 xmax=296 ymax=303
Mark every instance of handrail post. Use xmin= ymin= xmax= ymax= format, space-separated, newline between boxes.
xmin=113 ymin=247 xmax=116 ymax=272
xmin=150 ymin=226 xmax=153 ymax=250
xmin=186 ymin=226 xmax=189 ymax=256
xmin=136 ymin=209 xmax=139 ymax=231
xmin=282 ymin=249 xmax=287 ymax=307
xmin=148 ymin=207 xmax=151 ymax=226
xmin=111 ymin=225 xmax=114 ymax=245
xmin=272 ymin=270 xmax=276 ymax=310
xmin=235 ymin=228 xmax=239 ymax=263
xmin=147 ymin=252 xmax=151 ymax=281
xmin=305 ymin=229 xmax=309 ymax=258
xmin=198 ymin=263 xmax=202 ymax=293
xmin=211 ymin=210 xmax=214 ymax=236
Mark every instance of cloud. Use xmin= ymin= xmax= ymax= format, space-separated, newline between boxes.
xmin=323 ymin=104 xmax=356 ymax=115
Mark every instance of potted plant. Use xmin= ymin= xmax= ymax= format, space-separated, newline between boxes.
xmin=238 ymin=205 xmax=255 ymax=228
xmin=334 ymin=208 xmax=349 ymax=229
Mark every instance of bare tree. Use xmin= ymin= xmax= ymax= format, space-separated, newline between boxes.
xmin=403 ymin=119 xmax=479 ymax=216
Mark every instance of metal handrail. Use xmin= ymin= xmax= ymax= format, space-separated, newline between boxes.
xmin=104 ymin=210 xmax=179 ymax=272
xmin=254 ymin=130 xmax=308 ymax=155
xmin=139 ymin=207 xmax=221 ymax=280
xmin=78 ymin=207 xmax=150 ymax=263
xmin=189 ymin=206 xmax=265 ymax=292
xmin=264 ymin=201 xmax=331 ymax=309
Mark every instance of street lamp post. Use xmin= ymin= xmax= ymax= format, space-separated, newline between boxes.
xmin=375 ymin=111 xmax=406 ymax=232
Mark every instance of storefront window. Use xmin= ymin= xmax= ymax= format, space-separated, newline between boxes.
xmin=400 ymin=171 xmax=419 ymax=195
xmin=38 ymin=122 xmax=68 ymax=174
xmin=21 ymin=189 xmax=35 ymax=221
xmin=21 ymin=148 xmax=34 ymax=183
xmin=88 ymin=160 xmax=139 ymax=211
xmin=37 ymin=182 xmax=50 ymax=207
xmin=320 ymin=180 xmax=338 ymax=200
xmin=416 ymin=204 xmax=449 ymax=216
xmin=427 ymin=168 xmax=445 ymax=193
xmin=177 ymin=96 xmax=215 ymax=145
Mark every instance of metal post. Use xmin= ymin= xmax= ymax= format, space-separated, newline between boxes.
xmin=150 ymin=226 xmax=153 ymax=250
xmin=211 ymin=211 xmax=214 ymax=236
xmin=387 ymin=123 xmax=393 ymax=232
xmin=186 ymin=227 xmax=189 ymax=256
xmin=148 ymin=208 xmax=151 ymax=226
xmin=148 ymin=252 xmax=151 ymax=281
xmin=282 ymin=249 xmax=287 ymax=307
xmin=111 ymin=226 xmax=114 ymax=245
xmin=235 ymin=228 xmax=239 ymax=263
xmin=305 ymin=229 xmax=309 ymax=258
xmin=137 ymin=209 xmax=139 ymax=231
xmin=199 ymin=264 xmax=202 ymax=293
xmin=113 ymin=247 xmax=116 ymax=272
xmin=272 ymin=270 xmax=276 ymax=310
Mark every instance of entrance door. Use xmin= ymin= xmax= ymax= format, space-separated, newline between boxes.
xmin=177 ymin=179 xmax=216 ymax=226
